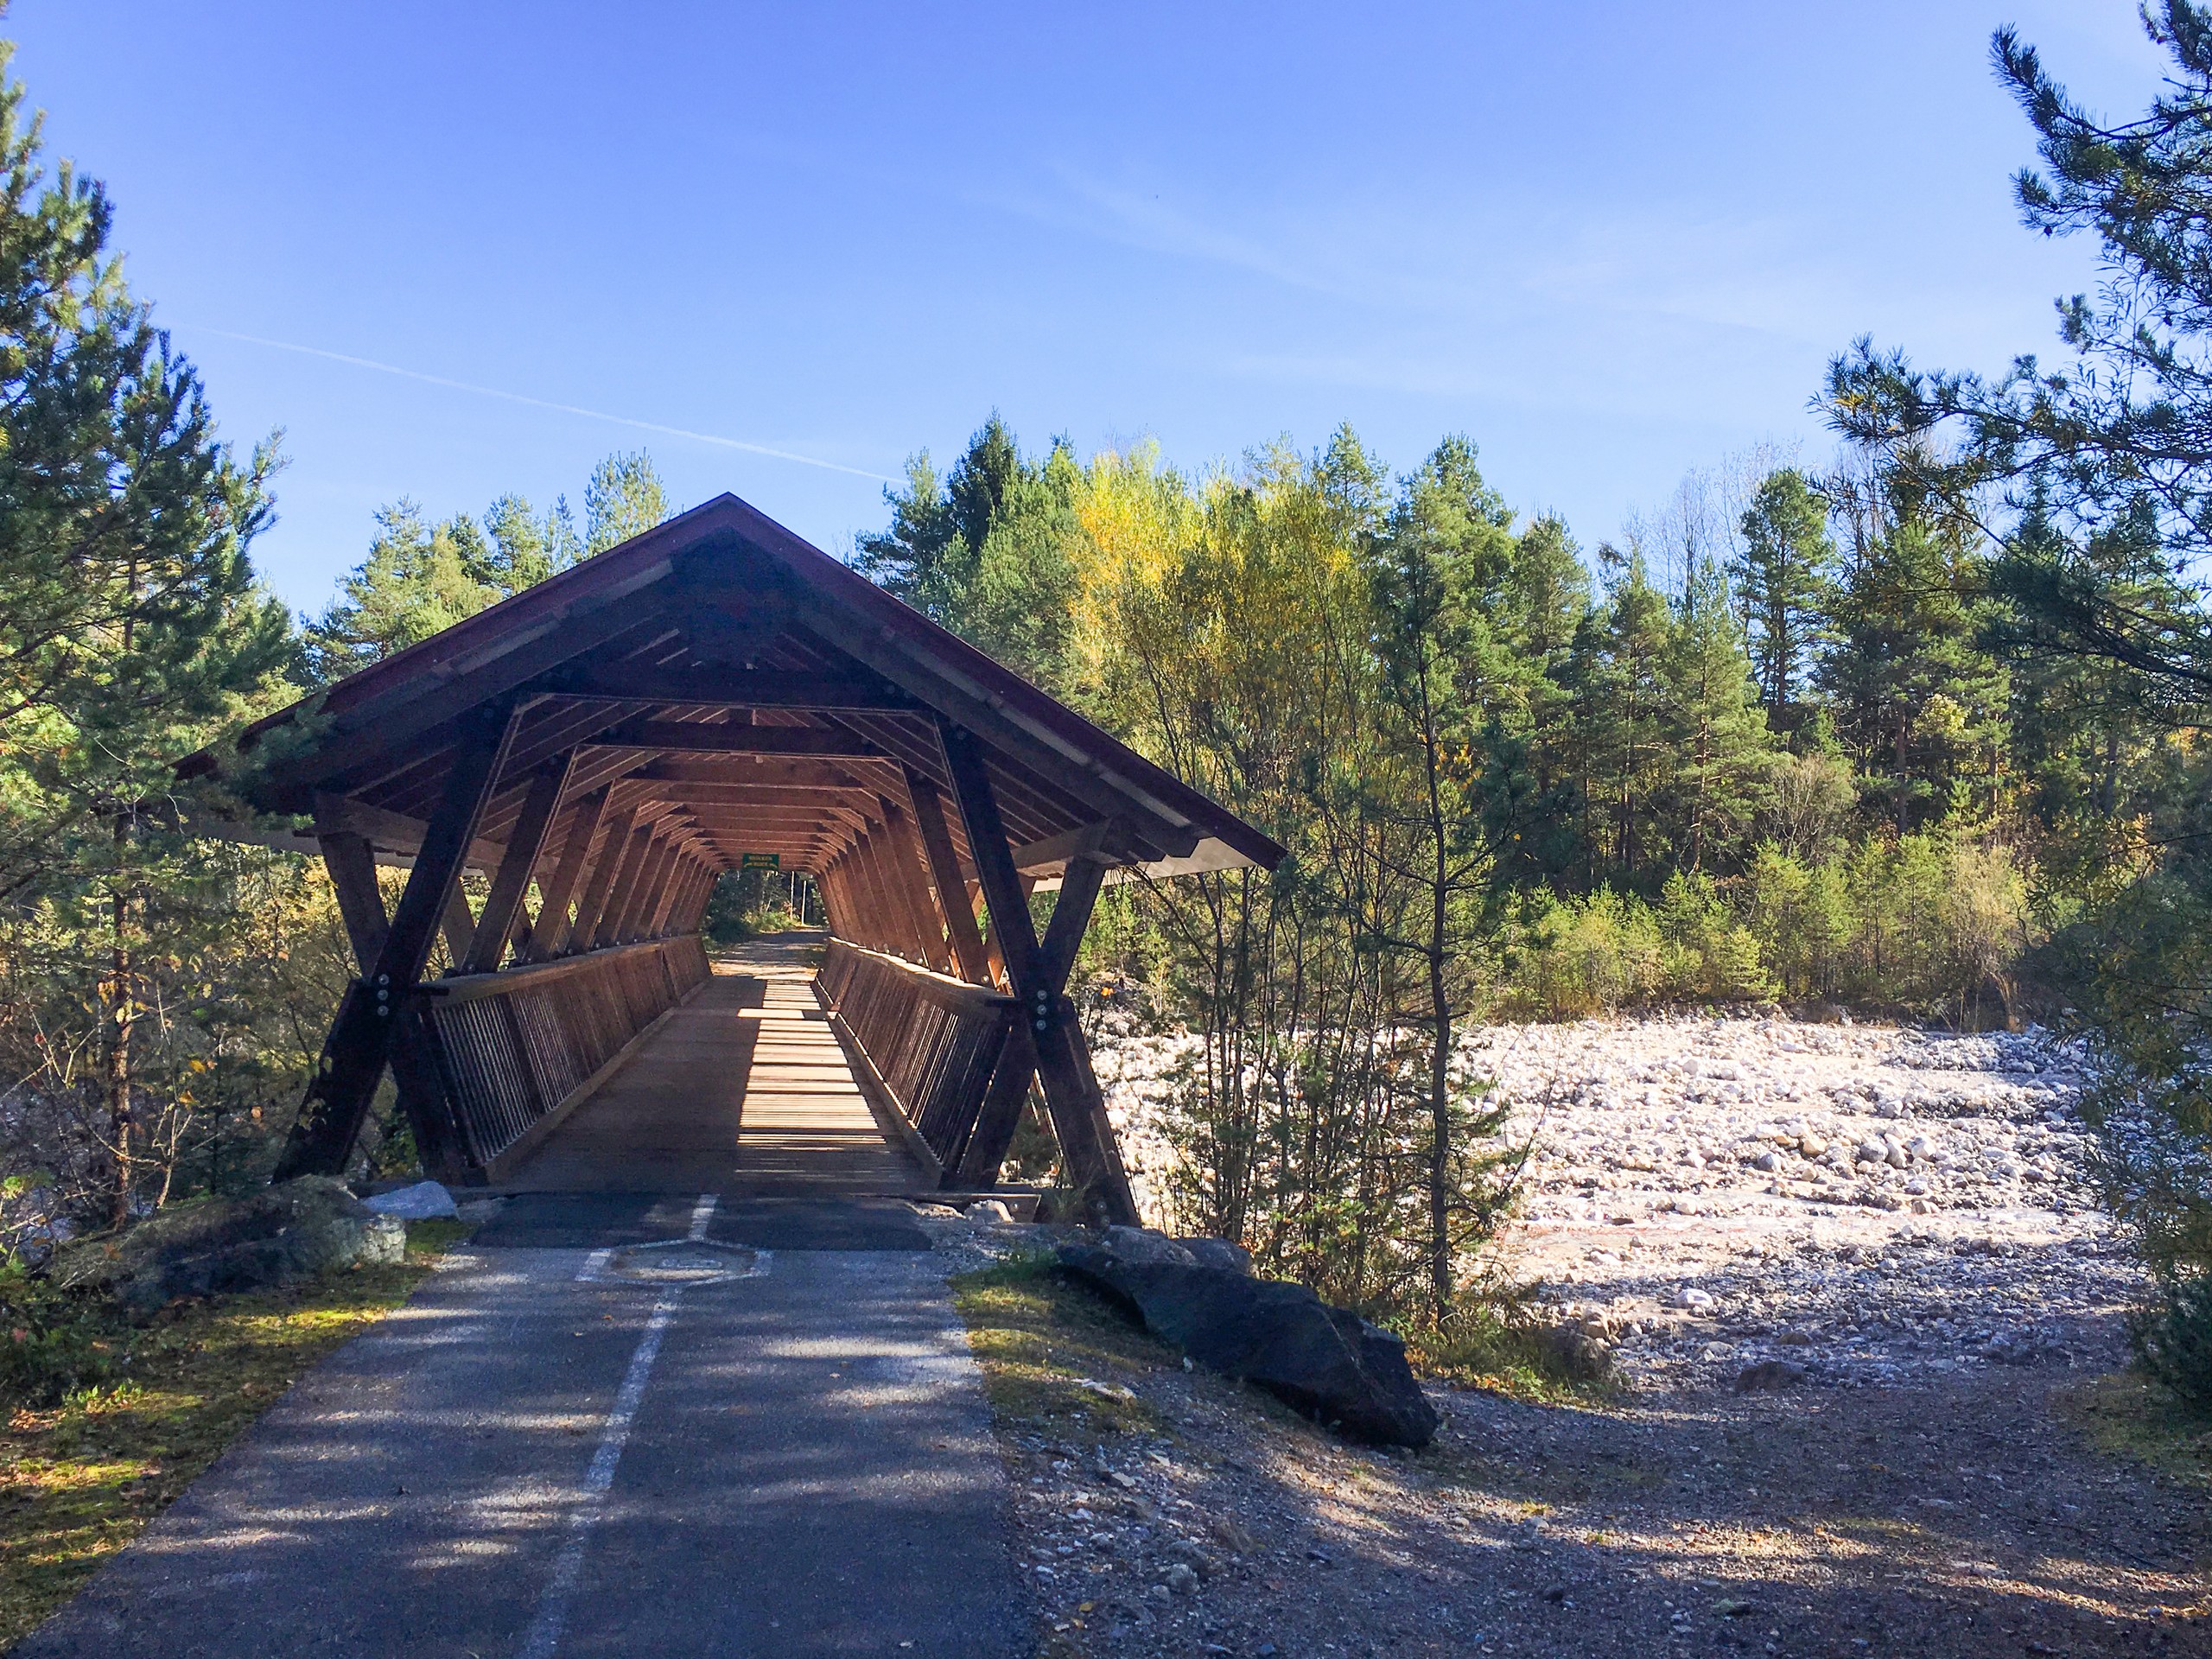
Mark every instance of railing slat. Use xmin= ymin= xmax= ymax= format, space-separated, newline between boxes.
xmin=815 ymin=937 xmax=1017 ymax=1179
xmin=412 ymin=935 xmax=711 ymax=1170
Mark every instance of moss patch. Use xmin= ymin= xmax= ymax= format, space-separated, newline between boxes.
xmin=2061 ymin=1370 xmax=2212 ymax=1492
xmin=950 ymin=1254 xmax=1176 ymax=1440
xmin=0 ymin=1221 xmax=465 ymax=1654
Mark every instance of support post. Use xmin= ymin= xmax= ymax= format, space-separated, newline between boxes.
xmin=591 ymin=823 xmax=656 ymax=949
xmin=635 ymin=842 xmax=686 ymax=938
xmin=623 ymin=836 xmax=678 ymax=941
xmin=881 ymin=799 xmax=952 ymax=975
xmin=852 ymin=831 xmax=898 ymax=955
xmin=937 ymin=717 xmax=1136 ymax=1223
xmin=461 ymin=756 xmax=572 ymax=974
xmin=440 ymin=885 xmax=477 ymax=967
xmin=276 ymin=702 xmax=519 ymax=1181
xmin=563 ymin=799 xmax=639 ymax=953
xmin=526 ymin=786 xmax=608 ymax=961
xmin=818 ymin=859 xmax=850 ymax=937
xmin=906 ymin=772 xmax=989 ymax=984
xmin=949 ymin=1020 xmax=1036 ymax=1188
xmin=319 ymin=830 xmax=389 ymax=969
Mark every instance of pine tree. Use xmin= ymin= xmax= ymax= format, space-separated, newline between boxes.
xmin=1821 ymin=507 xmax=2009 ymax=834
xmin=0 ymin=42 xmax=291 ymax=1219
xmin=1364 ymin=436 xmax=1519 ymax=1322
xmin=584 ymin=450 xmax=670 ymax=554
xmin=1571 ymin=550 xmax=1677 ymax=886
xmin=1663 ymin=556 xmax=1775 ymax=872
xmin=855 ymin=416 xmax=1088 ymax=689
xmin=1732 ymin=468 xmax=1836 ymax=724
xmin=308 ymin=457 xmax=663 ymax=680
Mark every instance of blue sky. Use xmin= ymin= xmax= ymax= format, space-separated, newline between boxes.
xmin=10 ymin=2 xmax=2166 ymax=613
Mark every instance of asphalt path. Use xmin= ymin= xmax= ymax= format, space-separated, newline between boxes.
xmin=19 ymin=1201 xmax=1030 ymax=1659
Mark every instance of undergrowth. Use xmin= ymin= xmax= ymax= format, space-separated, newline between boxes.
xmin=950 ymin=1254 xmax=1173 ymax=1440
xmin=1402 ymin=1294 xmax=1615 ymax=1405
xmin=0 ymin=1221 xmax=466 ymax=1653
xmin=2062 ymin=1370 xmax=2212 ymax=1494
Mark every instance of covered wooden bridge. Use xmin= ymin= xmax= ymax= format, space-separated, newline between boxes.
xmin=181 ymin=494 xmax=1281 ymax=1226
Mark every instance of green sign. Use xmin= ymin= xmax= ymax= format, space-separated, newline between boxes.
xmin=741 ymin=852 xmax=781 ymax=870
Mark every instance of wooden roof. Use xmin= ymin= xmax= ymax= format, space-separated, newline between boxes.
xmin=181 ymin=493 xmax=1284 ymax=887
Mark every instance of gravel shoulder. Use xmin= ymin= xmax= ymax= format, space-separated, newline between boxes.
xmin=929 ymin=1008 xmax=2212 ymax=1658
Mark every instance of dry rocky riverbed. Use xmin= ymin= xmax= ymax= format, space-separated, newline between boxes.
xmin=924 ymin=1010 xmax=2210 ymax=1657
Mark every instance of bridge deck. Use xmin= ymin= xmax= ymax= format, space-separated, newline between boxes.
xmin=497 ymin=936 xmax=931 ymax=1198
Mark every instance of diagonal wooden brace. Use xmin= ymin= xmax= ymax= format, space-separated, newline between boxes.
xmin=937 ymin=715 xmax=1137 ymax=1224
xmin=274 ymin=702 xmax=521 ymax=1181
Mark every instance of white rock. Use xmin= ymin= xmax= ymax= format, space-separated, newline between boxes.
xmin=361 ymin=1181 xmax=457 ymax=1220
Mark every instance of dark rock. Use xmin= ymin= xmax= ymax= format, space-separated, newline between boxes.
xmin=1178 ymin=1236 xmax=1254 ymax=1274
xmin=1102 ymin=1225 xmax=1198 ymax=1266
xmin=1057 ymin=1239 xmax=1441 ymax=1447
xmin=49 ymin=1177 xmax=405 ymax=1318
xmin=1735 ymin=1358 xmax=1808 ymax=1392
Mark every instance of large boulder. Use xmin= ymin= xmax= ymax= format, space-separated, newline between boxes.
xmin=50 ymin=1177 xmax=406 ymax=1318
xmin=1058 ymin=1233 xmax=1440 ymax=1447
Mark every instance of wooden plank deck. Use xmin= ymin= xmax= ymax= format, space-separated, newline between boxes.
xmin=496 ymin=938 xmax=931 ymax=1196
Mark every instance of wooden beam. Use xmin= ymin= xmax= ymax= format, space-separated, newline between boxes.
xmin=645 ymin=850 xmax=695 ymax=936
xmin=632 ymin=794 xmax=877 ymax=821
xmin=950 ymin=1022 xmax=1036 ymax=1189
xmin=626 ymin=780 xmax=885 ymax=803
xmin=565 ymin=800 xmax=640 ymax=952
xmin=316 ymin=830 xmax=389 ymax=970
xmin=558 ymin=665 xmax=917 ymax=710
xmin=311 ymin=792 xmax=505 ymax=874
xmin=275 ymin=700 xmax=519 ymax=1181
xmin=880 ymin=798 xmax=952 ymax=974
xmin=906 ymin=771 xmax=989 ymax=985
xmin=590 ymin=823 xmax=657 ymax=949
xmin=461 ymin=757 xmax=572 ymax=973
xmin=522 ymin=785 xmax=608 ymax=963
xmin=1039 ymin=853 xmax=1108 ymax=995
xmin=1011 ymin=818 xmax=1161 ymax=874
xmin=584 ymin=721 xmax=887 ymax=758
xmin=440 ymin=886 xmax=477 ymax=967
xmin=939 ymin=717 xmax=1136 ymax=1223
xmin=632 ymin=755 xmax=896 ymax=786
xmin=871 ymin=827 xmax=930 ymax=962
xmin=625 ymin=839 xmax=680 ymax=942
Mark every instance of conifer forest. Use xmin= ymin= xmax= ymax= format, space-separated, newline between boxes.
xmin=9 ymin=5 xmax=2212 ymax=1376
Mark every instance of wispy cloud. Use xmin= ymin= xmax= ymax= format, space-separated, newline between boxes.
xmin=205 ymin=330 xmax=899 ymax=483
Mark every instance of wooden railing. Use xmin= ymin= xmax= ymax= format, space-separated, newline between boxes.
xmin=412 ymin=934 xmax=711 ymax=1172
xmin=816 ymin=937 xmax=1015 ymax=1174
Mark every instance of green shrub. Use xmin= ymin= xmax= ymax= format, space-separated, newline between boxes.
xmin=0 ymin=1260 xmax=118 ymax=1408
xmin=2133 ymin=1272 xmax=2212 ymax=1414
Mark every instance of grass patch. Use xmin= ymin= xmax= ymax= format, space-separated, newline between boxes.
xmin=0 ymin=1221 xmax=467 ymax=1653
xmin=950 ymin=1253 xmax=1175 ymax=1440
xmin=1405 ymin=1301 xmax=1615 ymax=1405
xmin=2061 ymin=1370 xmax=2212 ymax=1492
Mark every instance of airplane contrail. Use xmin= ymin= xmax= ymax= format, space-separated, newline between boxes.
xmin=207 ymin=329 xmax=900 ymax=484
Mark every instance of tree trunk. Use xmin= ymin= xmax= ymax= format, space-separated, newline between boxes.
xmin=1421 ymin=691 xmax=1455 ymax=1327
xmin=105 ymin=861 xmax=134 ymax=1230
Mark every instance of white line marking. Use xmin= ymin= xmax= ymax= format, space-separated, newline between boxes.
xmin=688 ymin=1192 xmax=719 ymax=1241
xmin=575 ymin=1248 xmax=613 ymax=1283
xmin=518 ymin=1293 xmax=683 ymax=1659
